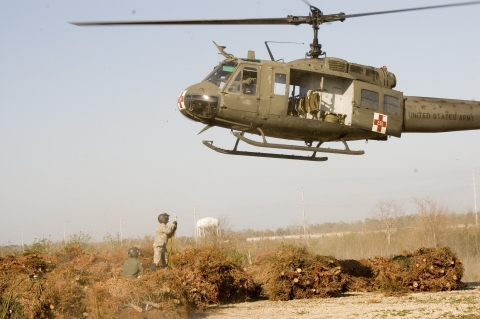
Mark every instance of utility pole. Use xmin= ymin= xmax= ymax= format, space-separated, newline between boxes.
xmin=194 ymin=204 xmax=197 ymax=243
xmin=474 ymin=167 xmax=478 ymax=228
xmin=63 ymin=220 xmax=70 ymax=244
xmin=119 ymin=214 xmax=123 ymax=244
xmin=302 ymin=187 xmax=306 ymax=238
xmin=22 ymin=229 xmax=24 ymax=252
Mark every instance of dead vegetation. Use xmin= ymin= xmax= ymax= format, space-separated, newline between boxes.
xmin=170 ymin=247 xmax=257 ymax=307
xmin=246 ymin=246 xmax=347 ymax=300
xmin=0 ymin=246 xmax=256 ymax=319
xmin=0 ymin=245 xmax=466 ymax=319
xmin=369 ymin=246 xmax=464 ymax=294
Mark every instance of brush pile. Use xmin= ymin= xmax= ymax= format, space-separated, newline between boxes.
xmin=369 ymin=247 xmax=464 ymax=294
xmin=247 ymin=247 xmax=348 ymax=300
xmin=169 ymin=246 xmax=257 ymax=307
xmin=0 ymin=253 xmax=55 ymax=319
xmin=0 ymin=245 xmax=466 ymax=319
xmin=338 ymin=259 xmax=374 ymax=292
xmin=0 ymin=246 xmax=257 ymax=319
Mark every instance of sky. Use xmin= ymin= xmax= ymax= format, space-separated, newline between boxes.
xmin=1 ymin=0 xmax=479 ymax=246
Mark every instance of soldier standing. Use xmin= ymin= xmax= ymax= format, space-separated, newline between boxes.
xmin=151 ymin=213 xmax=177 ymax=270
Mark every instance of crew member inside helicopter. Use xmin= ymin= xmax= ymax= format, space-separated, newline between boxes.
xmin=242 ymin=76 xmax=256 ymax=95
xmin=228 ymin=67 xmax=258 ymax=95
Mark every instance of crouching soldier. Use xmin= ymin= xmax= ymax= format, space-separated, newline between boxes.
xmin=151 ymin=213 xmax=177 ymax=271
xmin=123 ymin=247 xmax=143 ymax=278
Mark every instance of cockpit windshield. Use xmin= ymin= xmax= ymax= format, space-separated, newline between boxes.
xmin=205 ymin=61 xmax=237 ymax=89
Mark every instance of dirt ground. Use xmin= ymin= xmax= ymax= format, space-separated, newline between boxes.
xmin=189 ymin=283 xmax=480 ymax=319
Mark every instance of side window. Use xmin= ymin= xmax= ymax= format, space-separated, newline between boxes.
xmin=206 ymin=61 xmax=237 ymax=89
xmin=361 ymin=89 xmax=379 ymax=111
xmin=384 ymin=95 xmax=400 ymax=117
xmin=274 ymin=73 xmax=287 ymax=95
xmin=228 ymin=72 xmax=242 ymax=93
xmin=227 ymin=67 xmax=258 ymax=95
xmin=242 ymin=67 xmax=257 ymax=95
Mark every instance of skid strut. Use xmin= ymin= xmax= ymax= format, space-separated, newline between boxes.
xmin=233 ymin=128 xmax=364 ymax=155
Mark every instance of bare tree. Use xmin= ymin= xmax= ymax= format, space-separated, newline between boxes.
xmin=413 ymin=198 xmax=448 ymax=248
xmin=371 ymin=200 xmax=404 ymax=247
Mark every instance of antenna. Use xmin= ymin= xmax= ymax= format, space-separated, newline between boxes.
xmin=264 ymin=41 xmax=304 ymax=61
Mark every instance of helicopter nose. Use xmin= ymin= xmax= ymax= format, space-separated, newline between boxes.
xmin=177 ymin=90 xmax=187 ymax=110
xmin=177 ymin=90 xmax=219 ymax=119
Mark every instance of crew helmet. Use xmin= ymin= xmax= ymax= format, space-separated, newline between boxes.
xmin=128 ymin=247 xmax=139 ymax=258
xmin=158 ymin=213 xmax=170 ymax=224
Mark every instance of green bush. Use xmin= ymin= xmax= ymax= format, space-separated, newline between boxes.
xmin=26 ymin=238 xmax=53 ymax=254
xmin=66 ymin=231 xmax=91 ymax=250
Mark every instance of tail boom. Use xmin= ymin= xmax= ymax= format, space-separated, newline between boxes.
xmin=403 ymin=96 xmax=480 ymax=133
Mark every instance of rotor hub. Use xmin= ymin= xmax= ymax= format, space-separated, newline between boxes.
xmin=306 ymin=6 xmax=324 ymax=59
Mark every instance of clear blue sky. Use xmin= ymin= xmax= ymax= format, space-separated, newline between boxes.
xmin=1 ymin=0 xmax=479 ymax=245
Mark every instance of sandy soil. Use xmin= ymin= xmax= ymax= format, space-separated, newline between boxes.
xmin=190 ymin=284 xmax=480 ymax=319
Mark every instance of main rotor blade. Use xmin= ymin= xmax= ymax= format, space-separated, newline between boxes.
xmin=71 ymin=17 xmax=293 ymax=26
xmin=71 ymin=1 xmax=480 ymax=27
xmin=344 ymin=1 xmax=480 ymax=19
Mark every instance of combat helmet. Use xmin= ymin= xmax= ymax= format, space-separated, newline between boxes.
xmin=158 ymin=213 xmax=170 ymax=224
xmin=127 ymin=247 xmax=139 ymax=258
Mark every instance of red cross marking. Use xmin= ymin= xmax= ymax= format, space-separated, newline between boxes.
xmin=177 ymin=93 xmax=184 ymax=104
xmin=374 ymin=114 xmax=387 ymax=132
xmin=177 ymin=91 xmax=186 ymax=109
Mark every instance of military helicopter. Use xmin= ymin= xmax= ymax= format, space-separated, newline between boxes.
xmin=72 ymin=1 xmax=480 ymax=162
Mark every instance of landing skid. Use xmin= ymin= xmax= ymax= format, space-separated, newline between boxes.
xmin=202 ymin=140 xmax=328 ymax=162
xmin=202 ymin=128 xmax=365 ymax=161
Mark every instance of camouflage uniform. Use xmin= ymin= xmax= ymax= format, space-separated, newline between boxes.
xmin=122 ymin=257 xmax=143 ymax=278
xmin=153 ymin=222 xmax=176 ymax=268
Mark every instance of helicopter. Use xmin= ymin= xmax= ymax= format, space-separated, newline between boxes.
xmin=72 ymin=2 xmax=480 ymax=162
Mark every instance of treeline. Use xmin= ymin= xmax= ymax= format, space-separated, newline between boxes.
xmin=236 ymin=212 xmax=480 ymax=259
xmin=241 ymin=213 xmax=477 ymax=239
xmin=225 ymin=200 xmax=480 ymax=280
